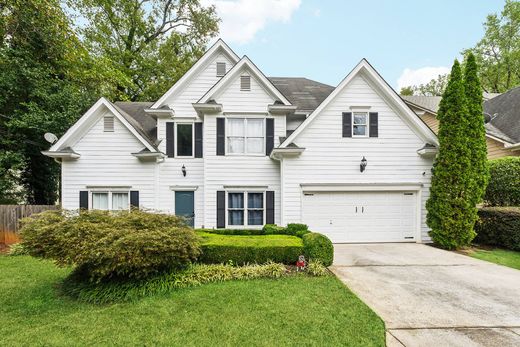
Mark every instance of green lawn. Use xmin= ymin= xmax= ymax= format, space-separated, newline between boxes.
xmin=0 ymin=256 xmax=385 ymax=346
xmin=468 ymin=248 xmax=520 ymax=270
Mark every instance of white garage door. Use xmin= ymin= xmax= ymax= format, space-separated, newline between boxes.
xmin=302 ymin=191 xmax=417 ymax=243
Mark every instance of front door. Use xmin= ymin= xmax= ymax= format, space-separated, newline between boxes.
xmin=175 ymin=191 xmax=195 ymax=227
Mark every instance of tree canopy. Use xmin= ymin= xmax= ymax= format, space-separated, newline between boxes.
xmin=463 ymin=0 xmax=520 ymax=92
xmin=66 ymin=0 xmax=220 ymax=101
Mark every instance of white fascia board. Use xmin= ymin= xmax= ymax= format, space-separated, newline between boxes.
xmin=41 ymin=151 xmax=80 ymax=159
xmin=417 ymin=147 xmax=438 ymax=158
xmin=144 ymin=109 xmax=175 ymax=118
xmin=198 ymin=56 xmax=292 ymax=106
xmin=281 ymin=59 xmax=439 ymax=148
xmin=152 ymin=39 xmax=240 ymax=109
xmin=300 ymin=182 xmax=423 ymax=192
xmin=49 ymin=97 xmax=156 ymax=153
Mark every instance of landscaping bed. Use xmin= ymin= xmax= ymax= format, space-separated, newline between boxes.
xmin=0 ymin=255 xmax=385 ymax=346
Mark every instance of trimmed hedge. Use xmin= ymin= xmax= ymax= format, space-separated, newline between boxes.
xmin=484 ymin=157 xmax=520 ymax=206
xmin=197 ymin=228 xmax=265 ymax=236
xmin=199 ymin=223 xmax=310 ymax=238
xmin=302 ymin=233 xmax=334 ymax=266
xmin=197 ymin=231 xmax=303 ymax=265
xmin=474 ymin=207 xmax=520 ymax=251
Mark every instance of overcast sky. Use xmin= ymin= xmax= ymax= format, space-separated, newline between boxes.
xmin=202 ymin=0 xmax=505 ymax=90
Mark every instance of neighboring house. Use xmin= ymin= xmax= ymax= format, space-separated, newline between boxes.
xmin=43 ymin=39 xmax=438 ymax=243
xmin=402 ymin=91 xmax=520 ymax=159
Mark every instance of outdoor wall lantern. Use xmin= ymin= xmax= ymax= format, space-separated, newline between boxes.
xmin=181 ymin=165 xmax=187 ymax=177
xmin=360 ymin=157 xmax=367 ymax=172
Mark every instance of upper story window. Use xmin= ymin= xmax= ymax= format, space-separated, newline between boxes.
xmin=227 ymin=118 xmax=264 ymax=155
xmin=353 ymin=112 xmax=368 ymax=137
xmin=104 ymin=116 xmax=114 ymax=132
xmin=240 ymin=75 xmax=251 ymax=91
xmin=216 ymin=62 xmax=226 ymax=77
xmin=176 ymin=123 xmax=194 ymax=157
xmin=92 ymin=191 xmax=129 ymax=210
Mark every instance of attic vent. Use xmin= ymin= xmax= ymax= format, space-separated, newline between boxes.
xmin=104 ymin=116 xmax=114 ymax=132
xmin=216 ymin=62 xmax=226 ymax=77
xmin=240 ymin=75 xmax=251 ymax=91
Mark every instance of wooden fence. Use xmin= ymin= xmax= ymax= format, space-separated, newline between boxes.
xmin=0 ymin=205 xmax=59 ymax=245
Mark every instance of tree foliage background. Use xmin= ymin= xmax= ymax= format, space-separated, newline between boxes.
xmin=0 ymin=0 xmax=219 ymax=204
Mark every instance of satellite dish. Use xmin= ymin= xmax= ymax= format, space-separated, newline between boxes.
xmin=44 ymin=132 xmax=58 ymax=144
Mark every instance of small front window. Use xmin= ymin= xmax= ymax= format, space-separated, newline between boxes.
xmin=92 ymin=192 xmax=109 ymax=210
xmin=227 ymin=192 xmax=264 ymax=227
xmin=91 ymin=191 xmax=129 ymax=210
xmin=353 ymin=112 xmax=368 ymax=137
xmin=176 ymin=123 xmax=194 ymax=157
xmin=112 ymin=192 xmax=129 ymax=210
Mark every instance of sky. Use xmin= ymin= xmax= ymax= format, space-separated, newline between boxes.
xmin=203 ymin=0 xmax=505 ymax=90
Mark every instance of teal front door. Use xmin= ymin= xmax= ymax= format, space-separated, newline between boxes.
xmin=175 ymin=191 xmax=195 ymax=227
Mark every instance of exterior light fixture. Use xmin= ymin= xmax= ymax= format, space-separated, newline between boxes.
xmin=360 ymin=157 xmax=367 ymax=172
xmin=181 ymin=165 xmax=187 ymax=177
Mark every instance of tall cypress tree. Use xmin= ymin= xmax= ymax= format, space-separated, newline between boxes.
xmin=464 ymin=53 xmax=489 ymax=208
xmin=426 ymin=60 xmax=475 ymax=249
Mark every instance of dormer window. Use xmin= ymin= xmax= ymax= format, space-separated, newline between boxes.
xmin=104 ymin=116 xmax=114 ymax=132
xmin=216 ymin=62 xmax=226 ymax=77
xmin=240 ymin=75 xmax=251 ymax=91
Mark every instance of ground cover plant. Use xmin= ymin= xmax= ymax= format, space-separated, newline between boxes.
xmin=0 ymin=256 xmax=385 ymax=346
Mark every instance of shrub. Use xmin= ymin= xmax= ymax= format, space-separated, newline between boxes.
xmin=302 ymin=233 xmax=334 ymax=266
xmin=197 ymin=228 xmax=265 ymax=236
xmin=474 ymin=207 xmax=520 ymax=251
xmin=306 ymin=260 xmax=330 ymax=277
xmin=61 ymin=262 xmax=287 ymax=304
xmin=7 ymin=243 xmax=29 ymax=256
xmin=21 ymin=210 xmax=201 ymax=282
xmin=286 ymin=223 xmax=309 ymax=237
xmin=262 ymin=224 xmax=286 ymax=235
xmin=484 ymin=157 xmax=520 ymax=206
xmin=197 ymin=231 xmax=303 ymax=265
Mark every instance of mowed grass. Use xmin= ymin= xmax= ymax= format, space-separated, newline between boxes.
xmin=0 ymin=256 xmax=385 ymax=346
xmin=196 ymin=231 xmax=303 ymax=247
xmin=468 ymin=248 xmax=520 ymax=270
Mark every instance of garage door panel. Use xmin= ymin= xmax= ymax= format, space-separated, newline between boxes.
xmin=302 ymin=191 xmax=417 ymax=243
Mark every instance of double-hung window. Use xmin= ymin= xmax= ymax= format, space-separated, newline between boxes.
xmin=227 ymin=118 xmax=264 ymax=155
xmin=176 ymin=123 xmax=194 ymax=157
xmin=91 ymin=191 xmax=129 ymax=210
xmin=353 ymin=112 xmax=368 ymax=137
xmin=227 ymin=192 xmax=264 ymax=226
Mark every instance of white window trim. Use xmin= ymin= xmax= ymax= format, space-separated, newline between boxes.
xmin=225 ymin=191 xmax=266 ymax=229
xmin=352 ymin=111 xmax=369 ymax=138
xmin=89 ymin=190 xmax=130 ymax=211
xmin=225 ymin=117 xmax=266 ymax=156
xmin=175 ymin=122 xmax=195 ymax=158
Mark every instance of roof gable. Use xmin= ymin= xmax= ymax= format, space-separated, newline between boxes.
xmin=49 ymin=98 xmax=157 ymax=153
xmin=152 ymin=39 xmax=240 ymax=108
xmin=198 ymin=56 xmax=292 ymax=105
xmin=281 ymin=59 xmax=438 ymax=147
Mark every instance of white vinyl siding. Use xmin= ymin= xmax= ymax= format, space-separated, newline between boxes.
xmin=281 ymin=74 xmax=433 ymax=241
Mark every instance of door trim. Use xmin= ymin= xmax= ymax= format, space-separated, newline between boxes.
xmin=170 ymin=185 xmax=198 ymax=191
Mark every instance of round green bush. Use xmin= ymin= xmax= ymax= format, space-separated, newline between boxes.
xmin=485 ymin=157 xmax=520 ymax=206
xmin=302 ymin=233 xmax=334 ymax=266
xmin=20 ymin=210 xmax=201 ymax=283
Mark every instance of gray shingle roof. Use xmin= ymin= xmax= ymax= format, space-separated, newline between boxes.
xmin=484 ymin=86 xmax=520 ymax=143
xmin=268 ymin=77 xmax=334 ymax=112
xmin=112 ymin=101 xmax=157 ymax=146
xmin=401 ymin=95 xmax=442 ymax=113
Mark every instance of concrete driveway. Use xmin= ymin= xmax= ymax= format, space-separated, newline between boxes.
xmin=331 ymin=244 xmax=520 ymax=347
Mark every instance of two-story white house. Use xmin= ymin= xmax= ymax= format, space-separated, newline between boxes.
xmin=43 ymin=39 xmax=438 ymax=243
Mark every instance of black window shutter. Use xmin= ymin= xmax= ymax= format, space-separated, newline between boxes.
xmin=216 ymin=118 xmax=225 ymax=156
xmin=342 ymin=112 xmax=352 ymax=137
xmin=195 ymin=122 xmax=203 ymax=158
xmin=369 ymin=112 xmax=378 ymax=137
xmin=266 ymin=191 xmax=275 ymax=224
xmin=166 ymin=122 xmax=175 ymax=157
xmin=266 ymin=118 xmax=274 ymax=155
xmin=130 ymin=191 xmax=139 ymax=209
xmin=216 ymin=191 xmax=225 ymax=228
xmin=79 ymin=191 xmax=88 ymax=210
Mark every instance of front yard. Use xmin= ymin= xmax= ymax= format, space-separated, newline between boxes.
xmin=0 ymin=255 xmax=385 ymax=346
xmin=465 ymin=248 xmax=520 ymax=270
